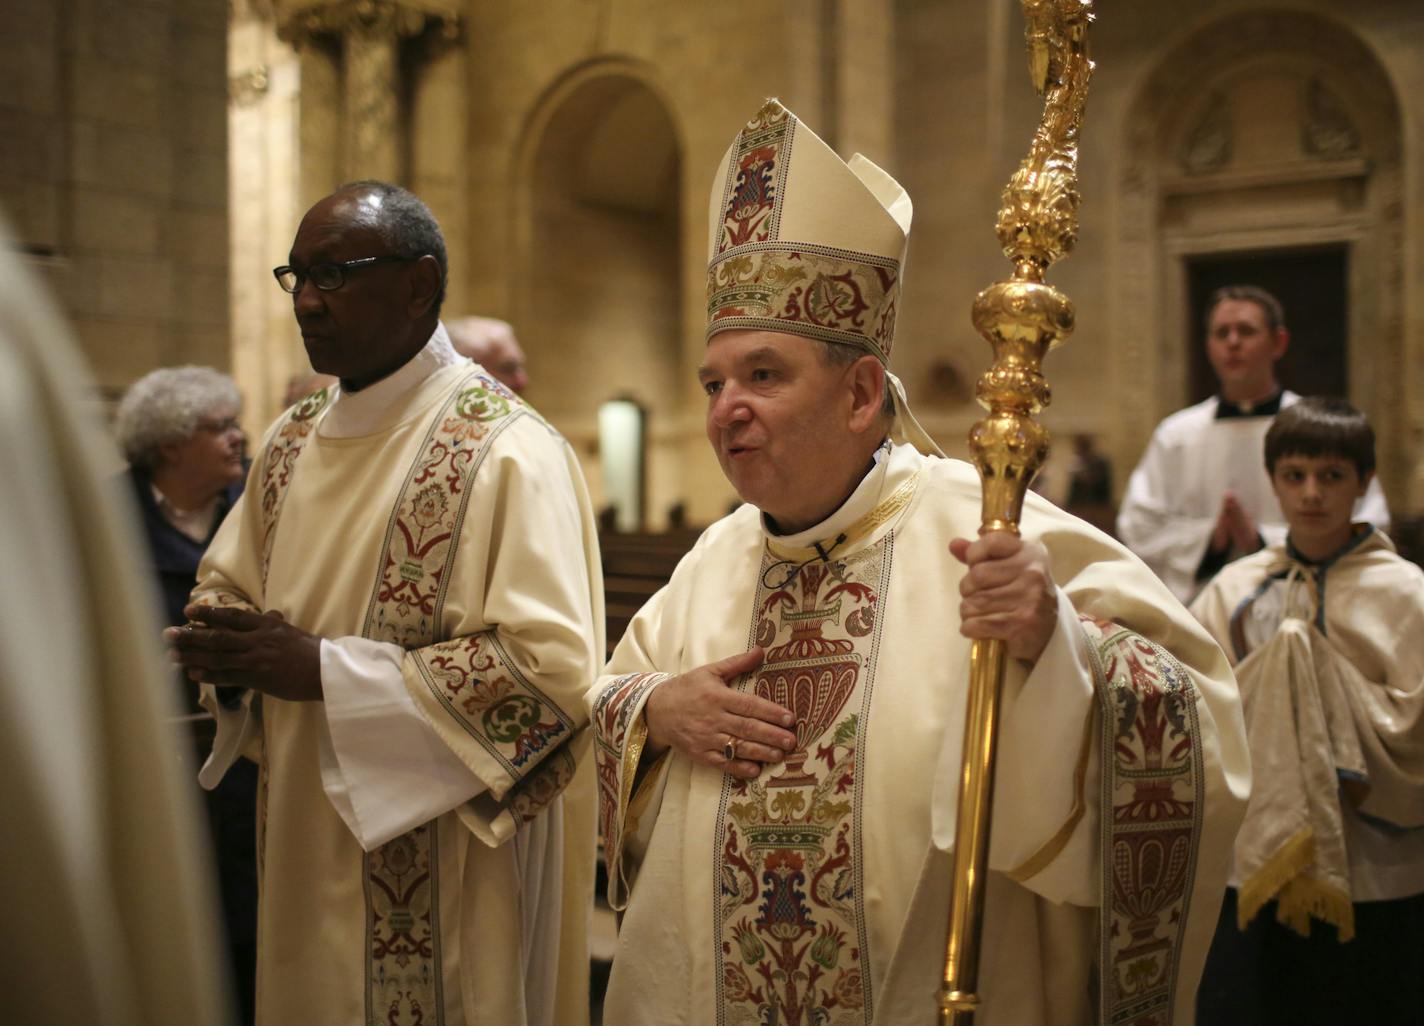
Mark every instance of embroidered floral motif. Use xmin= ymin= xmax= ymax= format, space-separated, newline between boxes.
xmin=508 ymin=746 xmax=578 ymax=825
xmin=715 ymin=548 xmax=888 ymax=1025
xmin=412 ymin=632 xmax=573 ymax=777
xmin=592 ymin=671 xmax=671 ymax=880
xmin=1083 ymin=616 xmax=1204 ymax=1026
xmin=247 ymin=367 xmax=566 ymax=1026
xmin=366 ymin=822 xmax=440 ymax=1026
xmin=354 ymin=369 xmax=530 ymax=1026
xmin=257 ymin=387 xmax=332 ymax=590
xmin=362 ymin=373 xmax=520 ymax=648
xmin=707 ymin=244 xmax=901 ymax=362
xmin=717 ymin=100 xmax=793 ymax=254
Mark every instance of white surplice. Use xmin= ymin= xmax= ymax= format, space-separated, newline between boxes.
xmin=592 ymin=442 xmax=1249 ymax=1026
xmin=1116 ymin=393 xmax=1391 ymax=603
xmin=196 ymin=326 xmax=603 ymax=1026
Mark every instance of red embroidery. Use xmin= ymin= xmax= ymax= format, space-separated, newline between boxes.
xmin=258 ymin=387 xmax=332 ymax=591
xmin=718 ymin=101 xmax=793 ymax=254
xmin=592 ymin=672 xmax=670 ymax=882
xmin=1085 ymin=616 xmax=1204 ymax=1026
xmin=717 ymin=547 xmax=886 ymax=1025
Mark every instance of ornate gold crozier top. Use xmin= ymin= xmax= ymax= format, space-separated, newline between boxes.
xmin=967 ymin=0 xmax=1094 ymax=534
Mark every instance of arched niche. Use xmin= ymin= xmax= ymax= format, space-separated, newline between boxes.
xmin=512 ymin=62 xmax=682 ymax=527
xmin=1112 ymin=8 xmax=1407 ymax=501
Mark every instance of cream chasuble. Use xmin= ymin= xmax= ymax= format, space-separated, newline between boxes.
xmin=1117 ymin=394 xmax=1390 ymax=603
xmin=1190 ymin=529 xmax=1424 ymax=936
xmin=592 ymin=443 xmax=1249 ymax=1026
xmin=195 ymin=329 xmax=603 ymax=1026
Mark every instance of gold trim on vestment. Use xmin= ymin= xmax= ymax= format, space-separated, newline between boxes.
xmin=624 ymin=740 xmax=669 ymax=842
xmin=1005 ymin=700 xmax=1095 ymax=883
xmin=765 ymin=469 xmax=920 ymax=562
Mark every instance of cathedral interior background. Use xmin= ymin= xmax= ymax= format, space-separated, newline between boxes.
xmin=4 ymin=0 xmax=1423 ymax=531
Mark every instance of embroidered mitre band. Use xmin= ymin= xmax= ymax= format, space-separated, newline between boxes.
xmin=706 ymin=99 xmax=913 ymax=365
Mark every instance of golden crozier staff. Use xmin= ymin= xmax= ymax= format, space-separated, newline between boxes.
xmin=939 ymin=2 xmax=1096 ymax=1023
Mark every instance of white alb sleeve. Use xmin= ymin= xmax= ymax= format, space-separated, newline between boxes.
xmin=317 ymin=635 xmax=487 ymax=851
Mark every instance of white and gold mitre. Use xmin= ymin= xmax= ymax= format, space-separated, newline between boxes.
xmin=706 ymin=99 xmax=914 ymax=364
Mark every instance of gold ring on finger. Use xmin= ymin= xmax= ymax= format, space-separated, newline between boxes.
xmin=723 ymin=737 xmax=738 ymax=762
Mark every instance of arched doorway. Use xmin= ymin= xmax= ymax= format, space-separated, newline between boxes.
xmin=1113 ymin=8 xmax=1406 ymax=501
xmin=515 ymin=67 xmax=681 ymax=529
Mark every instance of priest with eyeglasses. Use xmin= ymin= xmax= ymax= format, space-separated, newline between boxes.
xmin=167 ymin=180 xmax=602 ymax=1026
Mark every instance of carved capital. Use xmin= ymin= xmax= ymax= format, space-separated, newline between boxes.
xmin=1180 ymin=92 xmax=1232 ymax=174
xmin=1303 ymin=77 xmax=1360 ymax=158
xmin=277 ymin=0 xmax=460 ymax=48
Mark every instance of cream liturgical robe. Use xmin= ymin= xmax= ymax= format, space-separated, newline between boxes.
xmin=1117 ymin=393 xmax=1390 ymax=603
xmin=0 ymin=220 xmax=230 ymax=1025
xmin=592 ymin=443 xmax=1249 ymax=1026
xmin=1190 ymin=529 xmax=1424 ymax=933
xmin=195 ymin=328 xmax=603 ymax=1026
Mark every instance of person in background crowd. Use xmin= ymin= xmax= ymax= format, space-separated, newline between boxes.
xmin=1117 ymin=285 xmax=1389 ymax=602
xmin=114 ymin=366 xmax=257 ymax=1024
xmin=282 ymin=369 xmax=337 ymax=407
xmin=116 ymin=367 xmax=248 ymax=654
xmin=448 ymin=314 xmax=531 ymax=393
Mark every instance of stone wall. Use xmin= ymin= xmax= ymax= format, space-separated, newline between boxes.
xmin=11 ymin=0 xmax=1422 ymax=515
xmin=891 ymin=0 xmax=1424 ymax=512
xmin=0 ymin=0 xmax=230 ymax=402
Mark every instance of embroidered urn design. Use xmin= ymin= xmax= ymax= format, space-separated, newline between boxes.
xmin=755 ymin=561 xmax=874 ymax=788
xmin=1084 ymin=616 xmax=1204 ymax=1021
xmin=1107 ymin=636 xmax=1197 ymax=973
xmin=717 ymin=549 xmax=885 ymax=1025
xmin=367 ymin=824 xmax=437 ymax=1025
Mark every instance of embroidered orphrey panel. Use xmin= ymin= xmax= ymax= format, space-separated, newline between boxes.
xmin=258 ymin=386 xmax=332 ymax=590
xmin=714 ymin=541 xmax=892 ymax=1026
xmin=1085 ymin=617 xmax=1205 ymax=1026
xmin=356 ymin=370 xmax=525 ymax=1026
xmin=593 ymin=671 xmax=671 ymax=877
xmin=717 ymin=99 xmax=794 ymax=255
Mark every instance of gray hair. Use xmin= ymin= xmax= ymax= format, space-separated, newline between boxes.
xmin=814 ymin=340 xmax=897 ymax=416
xmin=114 ymin=366 xmax=242 ymax=470
xmin=337 ymin=179 xmax=448 ymax=315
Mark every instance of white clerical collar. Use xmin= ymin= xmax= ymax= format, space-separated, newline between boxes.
xmin=763 ymin=440 xmax=921 ymax=552
xmin=321 ymin=322 xmax=462 ymax=438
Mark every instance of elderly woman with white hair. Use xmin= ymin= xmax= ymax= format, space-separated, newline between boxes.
xmin=115 ymin=365 xmax=247 ymax=635
xmin=114 ymin=364 xmax=257 ymax=1024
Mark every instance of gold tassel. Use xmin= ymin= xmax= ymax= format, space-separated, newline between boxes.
xmin=1236 ymin=827 xmax=1315 ymax=929
xmin=1276 ymin=876 xmax=1356 ymax=942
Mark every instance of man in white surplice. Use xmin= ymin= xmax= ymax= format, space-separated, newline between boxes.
xmin=590 ymin=100 xmax=1249 ymax=1026
xmin=1116 ymin=285 xmax=1389 ymax=603
xmin=166 ymin=182 xmax=602 ymax=1026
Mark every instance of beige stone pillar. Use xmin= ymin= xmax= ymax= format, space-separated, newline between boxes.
xmin=277 ymin=0 xmax=460 ymax=182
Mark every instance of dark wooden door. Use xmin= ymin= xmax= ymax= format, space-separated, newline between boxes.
xmin=1186 ymin=246 xmax=1349 ymax=404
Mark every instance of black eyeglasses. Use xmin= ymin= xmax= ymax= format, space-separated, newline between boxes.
xmin=272 ymin=255 xmax=416 ymax=294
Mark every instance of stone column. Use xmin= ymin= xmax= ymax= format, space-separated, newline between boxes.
xmin=278 ymin=0 xmax=459 ymax=181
